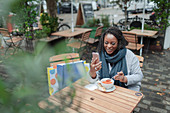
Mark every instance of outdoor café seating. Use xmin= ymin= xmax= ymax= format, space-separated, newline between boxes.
xmin=83 ymin=26 xmax=103 ymax=44
xmin=67 ymin=31 xmax=91 ymax=53
xmin=122 ymin=31 xmax=144 ymax=54
xmin=0 ymin=27 xmax=23 ymax=55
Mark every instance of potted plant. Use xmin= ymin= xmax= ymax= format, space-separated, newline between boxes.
xmin=100 ymin=15 xmax=110 ymax=32
xmin=40 ymin=13 xmax=59 ymax=36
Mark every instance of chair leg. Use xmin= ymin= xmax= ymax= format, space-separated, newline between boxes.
xmin=5 ymin=46 xmax=16 ymax=56
xmin=5 ymin=47 xmax=10 ymax=55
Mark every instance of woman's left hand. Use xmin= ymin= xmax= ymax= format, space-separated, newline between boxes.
xmin=113 ymin=71 xmax=127 ymax=83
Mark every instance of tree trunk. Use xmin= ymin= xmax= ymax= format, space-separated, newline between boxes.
xmin=45 ymin=0 xmax=57 ymax=18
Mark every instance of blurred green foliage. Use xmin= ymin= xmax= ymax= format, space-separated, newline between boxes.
xmin=0 ymin=40 xmax=84 ymax=112
xmin=0 ymin=42 xmax=53 ymax=113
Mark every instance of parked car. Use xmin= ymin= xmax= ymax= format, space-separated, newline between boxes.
xmin=145 ymin=1 xmax=157 ymax=13
xmin=123 ymin=0 xmax=156 ymax=14
xmin=80 ymin=1 xmax=98 ymax=11
xmin=59 ymin=2 xmax=77 ymax=14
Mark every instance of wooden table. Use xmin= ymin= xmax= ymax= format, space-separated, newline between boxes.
xmin=129 ymin=29 xmax=158 ymax=37
xmin=39 ymin=28 xmax=92 ymax=43
xmin=51 ymin=28 xmax=92 ymax=38
xmin=51 ymin=28 xmax=92 ymax=52
xmin=129 ymin=29 xmax=158 ymax=56
xmin=38 ymin=79 xmax=143 ymax=113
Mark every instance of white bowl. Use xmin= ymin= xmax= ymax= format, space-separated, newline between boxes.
xmin=101 ymin=78 xmax=114 ymax=89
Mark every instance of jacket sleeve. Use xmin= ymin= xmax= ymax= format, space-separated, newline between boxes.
xmin=125 ymin=51 xmax=143 ymax=86
xmin=87 ymin=71 xmax=100 ymax=83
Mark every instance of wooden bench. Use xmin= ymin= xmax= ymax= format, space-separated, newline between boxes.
xmin=49 ymin=53 xmax=80 ymax=67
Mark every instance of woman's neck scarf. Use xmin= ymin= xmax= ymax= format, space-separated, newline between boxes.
xmin=99 ymin=48 xmax=128 ymax=88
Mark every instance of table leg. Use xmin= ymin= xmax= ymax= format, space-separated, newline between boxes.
xmin=140 ymin=36 xmax=143 ymax=56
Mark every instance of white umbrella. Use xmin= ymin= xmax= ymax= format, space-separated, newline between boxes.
xmin=71 ymin=0 xmax=74 ymax=32
xmin=140 ymin=0 xmax=146 ymax=56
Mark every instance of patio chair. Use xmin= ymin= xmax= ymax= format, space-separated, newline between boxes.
xmin=49 ymin=53 xmax=80 ymax=67
xmin=122 ymin=31 xmax=144 ymax=54
xmin=83 ymin=26 xmax=103 ymax=44
xmin=0 ymin=27 xmax=23 ymax=55
xmin=66 ymin=31 xmax=91 ymax=53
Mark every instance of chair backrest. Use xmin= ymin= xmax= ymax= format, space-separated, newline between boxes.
xmin=136 ymin=55 xmax=144 ymax=68
xmin=122 ymin=31 xmax=138 ymax=43
xmin=81 ymin=31 xmax=91 ymax=41
xmin=95 ymin=26 xmax=103 ymax=37
xmin=49 ymin=53 xmax=80 ymax=67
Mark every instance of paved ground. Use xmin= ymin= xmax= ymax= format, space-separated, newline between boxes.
xmin=135 ymin=50 xmax=170 ymax=113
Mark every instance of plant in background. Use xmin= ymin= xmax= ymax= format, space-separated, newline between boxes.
xmin=101 ymin=15 xmax=110 ymax=28
xmin=81 ymin=18 xmax=100 ymax=27
xmin=151 ymin=0 xmax=170 ymax=34
xmin=10 ymin=0 xmax=39 ymax=40
xmin=6 ymin=0 xmax=40 ymax=51
xmin=34 ymin=29 xmax=48 ymax=39
xmin=40 ymin=13 xmax=59 ymax=35
xmin=130 ymin=23 xmax=159 ymax=31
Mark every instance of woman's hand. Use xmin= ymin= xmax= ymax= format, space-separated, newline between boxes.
xmin=89 ymin=58 xmax=102 ymax=78
xmin=113 ymin=71 xmax=127 ymax=83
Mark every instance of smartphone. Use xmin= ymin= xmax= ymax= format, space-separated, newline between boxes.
xmin=92 ymin=52 xmax=100 ymax=63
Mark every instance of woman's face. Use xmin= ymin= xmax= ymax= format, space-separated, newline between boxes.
xmin=104 ymin=34 xmax=118 ymax=55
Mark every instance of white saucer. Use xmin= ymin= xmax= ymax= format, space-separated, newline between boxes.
xmin=97 ymin=82 xmax=116 ymax=92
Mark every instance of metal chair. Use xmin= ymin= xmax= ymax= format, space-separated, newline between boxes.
xmin=0 ymin=27 xmax=23 ymax=55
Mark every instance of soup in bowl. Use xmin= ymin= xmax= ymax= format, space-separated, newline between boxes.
xmin=101 ymin=78 xmax=114 ymax=89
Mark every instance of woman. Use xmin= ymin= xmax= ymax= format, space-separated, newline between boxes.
xmin=88 ymin=27 xmax=143 ymax=91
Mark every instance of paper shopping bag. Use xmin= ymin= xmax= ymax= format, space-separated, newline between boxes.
xmin=84 ymin=61 xmax=90 ymax=73
xmin=47 ymin=66 xmax=59 ymax=95
xmin=57 ymin=60 xmax=87 ymax=89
